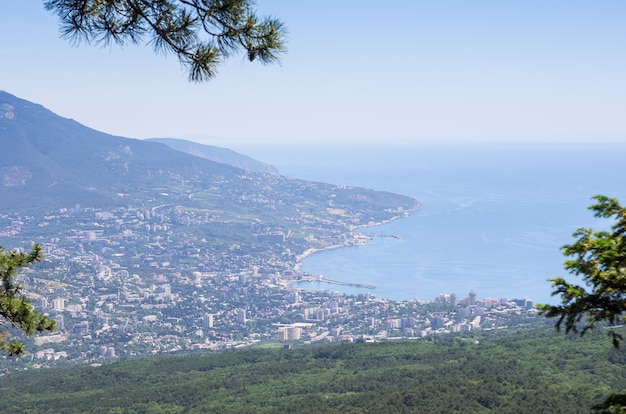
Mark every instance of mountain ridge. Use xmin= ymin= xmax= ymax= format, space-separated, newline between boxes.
xmin=0 ymin=90 xmax=419 ymax=228
xmin=147 ymin=137 xmax=279 ymax=174
xmin=0 ymin=91 xmax=256 ymax=211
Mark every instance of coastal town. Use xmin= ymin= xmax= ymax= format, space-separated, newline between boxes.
xmin=0 ymin=196 xmax=539 ymax=371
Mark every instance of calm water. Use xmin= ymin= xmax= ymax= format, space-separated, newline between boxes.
xmin=243 ymin=142 xmax=626 ymax=304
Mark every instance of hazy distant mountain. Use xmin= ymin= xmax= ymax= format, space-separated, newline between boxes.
xmin=0 ymin=91 xmax=419 ymax=218
xmin=148 ymin=138 xmax=279 ymax=174
xmin=0 ymin=91 xmax=247 ymax=210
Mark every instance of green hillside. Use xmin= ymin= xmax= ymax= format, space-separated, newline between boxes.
xmin=0 ymin=326 xmax=624 ymax=413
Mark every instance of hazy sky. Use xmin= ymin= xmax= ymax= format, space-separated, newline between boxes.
xmin=1 ymin=1 xmax=625 ymax=147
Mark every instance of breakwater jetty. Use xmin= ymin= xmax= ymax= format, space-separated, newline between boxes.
xmin=302 ymin=274 xmax=375 ymax=290
xmin=323 ymin=278 xmax=376 ymax=289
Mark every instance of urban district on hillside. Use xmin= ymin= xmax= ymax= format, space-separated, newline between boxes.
xmin=1 ymin=199 xmax=538 ymax=370
xmin=0 ymin=92 xmax=538 ymax=370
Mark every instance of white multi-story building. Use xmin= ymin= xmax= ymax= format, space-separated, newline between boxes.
xmin=203 ymin=313 xmax=214 ymax=328
xmin=276 ymin=325 xmax=301 ymax=341
xmin=52 ymin=297 xmax=65 ymax=311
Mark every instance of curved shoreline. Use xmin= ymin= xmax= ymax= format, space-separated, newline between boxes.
xmin=292 ymin=207 xmax=420 ymax=274
xmin=293 ymin=244 xmax=345 ymax=273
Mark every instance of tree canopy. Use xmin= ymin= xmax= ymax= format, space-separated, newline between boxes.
xmin=539 ymin=195 xmax=626 ymax=413
xmin=44 ymin=0 xmax=287 ymax=82
xmin=539 ymin=195 xmax=626 ymax=348
xmin=0 ymin=244 xmax=56 ymax=355
xmin=0 ymin=329 xmax=623 ymax=413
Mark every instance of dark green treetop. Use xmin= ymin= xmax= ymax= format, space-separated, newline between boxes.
xmin=539 ymin=195 xmax=626 ymax=413
xmin=539 ymin=195 xmax=626 ymax=348
xmin=0 ymin=244 xmax=56 ymax=355
xmin=44 ymin=0 xmax=287 ymax=82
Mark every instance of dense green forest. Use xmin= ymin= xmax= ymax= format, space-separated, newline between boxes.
xmin=0 ymin=326 xmax=624 ymax=413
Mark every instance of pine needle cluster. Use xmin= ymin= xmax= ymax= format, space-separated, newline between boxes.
xmin=44 ymin=0 xmax=287 ymax=81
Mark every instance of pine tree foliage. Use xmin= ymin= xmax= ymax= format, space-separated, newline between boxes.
xmin=44 ymin=0 xmax=287 ymax=82
xmin=539 ymin=195 xmax=626 ymax=414
xmin=539 ymin=195 xmax=626 ymax=347
xmin=0 ymin=244 xmax=56 ymax=355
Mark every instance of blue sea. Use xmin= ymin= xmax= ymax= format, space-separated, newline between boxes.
xmin=242 ymin=142 xmax=626 ymax=304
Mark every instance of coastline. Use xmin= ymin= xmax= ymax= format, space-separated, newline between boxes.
xmin=292 ymin=206 xmax=420 ymax=275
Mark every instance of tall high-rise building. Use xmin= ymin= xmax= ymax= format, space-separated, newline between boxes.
xmin=276 ymin=325 xmax=301 ymax=341
xmin=54 ymin=314 xmax=65 ymax=331
xmin=469 ymin=290 xmax=477 ymax=306
xmin=450 ymin=293 xmax=458 ymax=306
xmin=236 ymin=309 xmax=246 ymax=325
xmin=37 ymin=297 xmax=49 ymax=312
xmin=287 ymin=326 xmax=301 ymax=340
xmin=52 ymin=298 xmax=65 ymax=311
xmin=202 ymin=313 xmax=214 ymax=328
